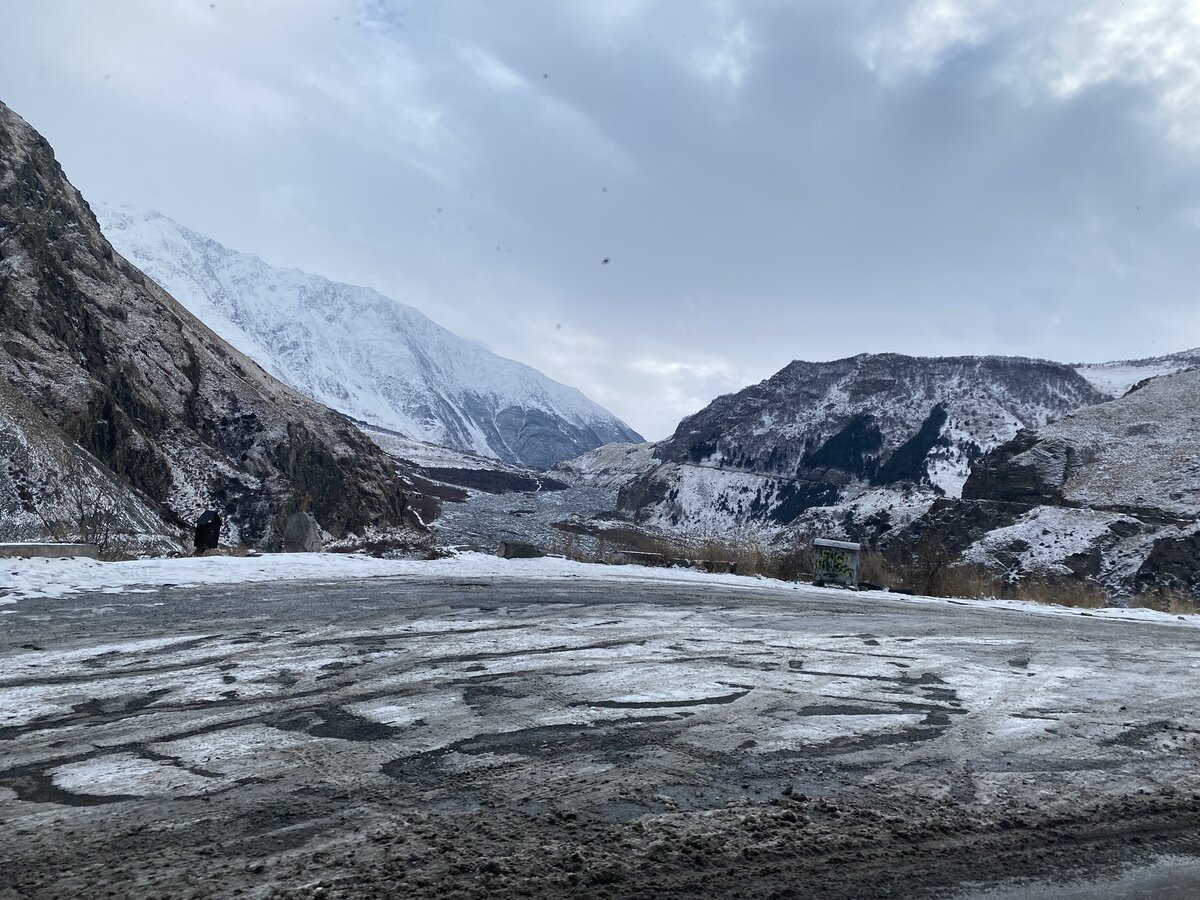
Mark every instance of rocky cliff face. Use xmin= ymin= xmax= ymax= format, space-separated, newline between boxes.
xmin=617 ymin=353 xmax=1107 ymax=540
xmin=96 ymin=205 xmax=643 ymax=470
xmin=963 ymin=370 xmax=1200 ymax=520
xmin=889 ymin=369 xmax=1200 ymax=596
xmin=0 ymin=101 xmax=431 ymax=548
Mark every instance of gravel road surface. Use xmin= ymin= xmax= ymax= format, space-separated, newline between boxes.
xmin=3 ymin=573 xmax=1200 ymax=898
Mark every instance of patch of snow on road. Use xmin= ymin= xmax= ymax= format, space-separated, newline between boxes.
xmin=756 ymin=715 xmax=927 ymax=751
xmin=52 ymin=753 xmax=214 ymax=797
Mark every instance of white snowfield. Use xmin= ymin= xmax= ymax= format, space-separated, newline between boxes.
xmin=1075 ymin=351 xmax=1200 ymax=398
xmin=2 ymin=551 xmax=1196 ymax=629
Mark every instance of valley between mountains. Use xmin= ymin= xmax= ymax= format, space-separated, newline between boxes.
xmin=3 ymin=95 xmax=1199 ymax=604
xmin=4 ymin=86 xmax=1200 ymax=900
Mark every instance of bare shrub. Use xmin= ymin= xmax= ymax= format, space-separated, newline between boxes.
xmin=856 ymin=549 xmax=899 ymax=589
xmin=697 ymin=537 xmax=769 ymax=576
xmin=34 ymin=455 xmax=143 ymax=558
xmin=766 ymin=545 xmax=812 ymax=582
xmin=893 ymin=539 xmax=954 ymax=596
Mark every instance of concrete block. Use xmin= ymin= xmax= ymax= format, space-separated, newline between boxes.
xmin=0 ymin=543 xmax=100 ymax=559
xmin=497 ymin=541 xmax=546 ymax=559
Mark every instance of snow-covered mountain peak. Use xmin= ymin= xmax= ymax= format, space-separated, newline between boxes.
xmin=94 ymin=203 xmax=641 ymax=469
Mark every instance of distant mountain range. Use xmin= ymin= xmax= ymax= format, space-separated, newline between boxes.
xmin=96 ymin=205 xmax=641 ymax=470
xmin=558 ymin=348 xmax=1200 ymax=597
xmin=609 ymin=353 xmax=1110 ymax=539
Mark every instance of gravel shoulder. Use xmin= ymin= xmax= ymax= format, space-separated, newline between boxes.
xmin=3 ymin=574 xmax=1200 ymax=898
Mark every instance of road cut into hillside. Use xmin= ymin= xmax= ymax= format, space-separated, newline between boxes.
xmin=3 ymin=570 xmax=1200 ymax=898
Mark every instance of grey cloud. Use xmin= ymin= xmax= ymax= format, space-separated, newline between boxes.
xmin=2 ymin=0 xmax=1199 ymax=439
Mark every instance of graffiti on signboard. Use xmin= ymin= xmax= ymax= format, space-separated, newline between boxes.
xmin=814 ymin=548 xmax=855 ymax=584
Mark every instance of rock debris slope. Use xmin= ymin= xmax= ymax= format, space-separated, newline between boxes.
xmin=96 ymin=204 xmax=642 ymax=469
xmin=0 ymin=101 xmax=426 ymax=548
xmin=616 ymin=353 xmax=1107 ymax=542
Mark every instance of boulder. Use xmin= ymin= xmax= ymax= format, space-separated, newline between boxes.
xmin=962 ymin=431 xmax=1071 ymax=505
xmin=497 ymin=541 xmax=546 ymax=559
xmin=283 ymin=512 xmax=323 ymax=553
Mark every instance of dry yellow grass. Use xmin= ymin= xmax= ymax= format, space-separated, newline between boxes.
xmin=1132 ymin=587 xmax=1199 ymax=616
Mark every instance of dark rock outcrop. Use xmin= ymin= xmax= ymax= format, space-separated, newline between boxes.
xmin=883 ymin=499 xmax=1027 ymax=566
xmin=0 ymin=100 xmax=432 ymax=547
xmin=961 ymin=431 xmax=1072 ymax=505
xmin=1135 ymin=529 xmax=1200 ymax=594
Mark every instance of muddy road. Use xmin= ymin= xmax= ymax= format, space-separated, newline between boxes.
xmin=3 ymin=574 xmax=1200 ymax=898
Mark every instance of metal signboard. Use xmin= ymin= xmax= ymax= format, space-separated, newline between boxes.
xmin=813 ymin=538 xmax=861 ymax=587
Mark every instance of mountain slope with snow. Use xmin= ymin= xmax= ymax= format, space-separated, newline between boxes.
xmin=1074 ymin=348 xmax=1200 ymax=398
xmin=889 ymin=368 xmax=1200 ymax=597
xmin=95 ymin=206 xmax=641 ymax=469
xmin=0 ymin=100 xmax=424 ymax=549
xmin=617 ymin=353 xmax=1108 ymax=540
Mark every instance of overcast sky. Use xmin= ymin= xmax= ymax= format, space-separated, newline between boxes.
xmin=4 ymin=1 xmax=1200 ymax=439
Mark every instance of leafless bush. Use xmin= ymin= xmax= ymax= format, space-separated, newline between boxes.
xmin=765 ymin=545 xmax=812 ymax=582
xmin=857 ymin=549 xmax=899 ymax=589
xmin=33 ymin=455 xmax=142 ymax=558
xmin=936 ymin=564 xmax=1007 ymax=600
xmin=892 ymin=539 xmax=955 ymax=596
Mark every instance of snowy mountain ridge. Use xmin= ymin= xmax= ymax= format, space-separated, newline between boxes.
xmin=1074 ymin=348 xmax=1200 ymax=398
xmin=615 ymin=353 xmax=1108 ymax=541
xmin=95 ymin=205 xmax=641 ymax=469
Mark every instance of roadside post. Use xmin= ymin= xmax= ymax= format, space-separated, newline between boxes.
xmin=813 ymin=538 xmax=861 ymax=587
xmin=193 ymin=510 xmax=222 ymax=555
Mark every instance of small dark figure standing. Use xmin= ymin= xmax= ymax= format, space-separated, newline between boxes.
xmin=194 ymin=510 xmax=222 ymax=555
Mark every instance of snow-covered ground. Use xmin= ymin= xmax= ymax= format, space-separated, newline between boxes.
xmin=0 ymin=551 xmax=785 ymax=606
xmin=552 ymin=441 xmax=659 ymax=489
xmin=3 ymin=550 xmax=1197 ymax=630
xmin=432 ymin=484 xmax=619 ymax=552
xmin=361 ymin=424 xmax=532 ymax=473
xmin=6 ymin=546 xmax=1200 ymax=897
